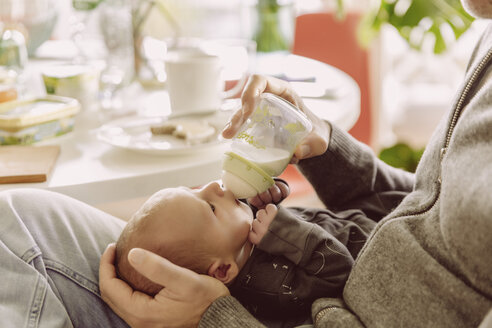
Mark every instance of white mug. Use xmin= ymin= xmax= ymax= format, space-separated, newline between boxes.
xmin=164 ymin=48 xmax=246 ymax=113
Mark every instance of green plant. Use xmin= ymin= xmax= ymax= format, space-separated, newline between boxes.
xmin=254 ymin=0 xmax=289 ymax=52
xmin=359 ymin=0 xmax=474 ymax=54
xmin=379 ymin=143 xmax=425 ymax=172
xmin=72 ymin=0 xmax=104 ymax=11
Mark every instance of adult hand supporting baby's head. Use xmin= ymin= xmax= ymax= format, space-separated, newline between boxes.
xmin=99 ymin=244 xmax=229 ymax=328
xmin=221 ymin=74 xmax=331 ymax=163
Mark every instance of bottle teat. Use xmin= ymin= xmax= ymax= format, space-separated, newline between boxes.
xmin=221 ymin=152 xmax=274 ymax=199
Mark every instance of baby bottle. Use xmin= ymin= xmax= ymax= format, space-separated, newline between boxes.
xmin=222 ymin=93 xmax=312 ymax=199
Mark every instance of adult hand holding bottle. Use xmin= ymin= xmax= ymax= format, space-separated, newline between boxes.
xmin=222 ymin=74 xmax=331 ymax=163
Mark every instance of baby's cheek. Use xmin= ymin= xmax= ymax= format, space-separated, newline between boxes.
xmin=240 ymin=220 xmax=253 ymax=241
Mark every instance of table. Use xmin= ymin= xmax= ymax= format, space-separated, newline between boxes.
xmin=0 ymin=53 xmax=360 ymax=208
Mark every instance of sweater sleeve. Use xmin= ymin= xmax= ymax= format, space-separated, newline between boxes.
xmin=298 ymin=123 xmax=415 ymax=221
xmin=199 ymin=296 xmax=266 ymax=328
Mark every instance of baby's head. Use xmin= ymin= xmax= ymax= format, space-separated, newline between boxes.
xmin=115 ymin=181 xmax=254 ymax=295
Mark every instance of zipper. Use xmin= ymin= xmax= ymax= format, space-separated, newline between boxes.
xmin=438 ymin=48 xmax=492 ymax=183
xmin=414 ymin=48 xmax=492 ymax=217
xmin=315 ymin=306 xmax=339 ymax=325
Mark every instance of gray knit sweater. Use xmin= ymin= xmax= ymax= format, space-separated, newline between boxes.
xmin=199 ymin=24 xmax=492 ymax=328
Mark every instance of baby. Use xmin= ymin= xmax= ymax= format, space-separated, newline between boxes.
xmin=116 ymin=181 xmax=256 ymax=294
xmin=115 ymin=180 xmax=376 ymax=323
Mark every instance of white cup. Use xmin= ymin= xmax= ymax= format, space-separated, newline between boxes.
xmin=42 ymin=64 xmax=100 ymax=111
xmin=165 ymin=48 xmax=246 ymax=113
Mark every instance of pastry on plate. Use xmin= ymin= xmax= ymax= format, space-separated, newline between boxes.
xmin=151 ymin=119 xmax=216 ymax=145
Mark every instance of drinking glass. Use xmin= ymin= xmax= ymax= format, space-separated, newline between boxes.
xmin=70 ymin=0 xmax=102 ymax=62
xmin=98 ymin=0 xmax=135 ymax=116
xmin=0 ymin=0 xmax=58 ymax=56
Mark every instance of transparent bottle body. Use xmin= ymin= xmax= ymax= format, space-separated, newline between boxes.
xmin=222 ymin=93 xmax=312 ymax=198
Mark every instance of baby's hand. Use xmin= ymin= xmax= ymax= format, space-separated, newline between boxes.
xmin=247 ymin=179 xmax=290 ymax=210
xmin=249 ymin=203 xmax=278 ymax=245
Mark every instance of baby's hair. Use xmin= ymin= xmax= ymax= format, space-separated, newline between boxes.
xmin=115 ymin=203 xmax=213 ymax=296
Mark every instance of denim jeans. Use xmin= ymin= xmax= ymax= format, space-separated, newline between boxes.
xmin=0 ymin=188 xmax=129 ymax=328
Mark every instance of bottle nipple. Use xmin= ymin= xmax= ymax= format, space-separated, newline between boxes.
xmin=221 ymin=152 xmax=274 ymax=199
xmin=221 ymin=171 xmax=258 ymax=199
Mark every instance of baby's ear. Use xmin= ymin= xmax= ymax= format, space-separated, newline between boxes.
xmin=208 ymin=259 xmax=238 ymax=285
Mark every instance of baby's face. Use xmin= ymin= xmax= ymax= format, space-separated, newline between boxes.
xmin=146 ymin=181 xmax=254 ymax=258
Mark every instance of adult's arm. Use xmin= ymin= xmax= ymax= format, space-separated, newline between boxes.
xmin=298 ymin=124 xmax=414 ymax=221
xmin=223 ymin=74 xmax=414 ymax=222
xmin=99 ymin=244 xmax=266 ymax=328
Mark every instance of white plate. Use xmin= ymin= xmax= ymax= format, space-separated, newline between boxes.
xmin=97 ymin=111 xmax=232 ymax=155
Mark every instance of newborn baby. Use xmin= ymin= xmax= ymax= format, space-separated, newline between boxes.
xmin=115 ymin=181 xmax=278 ymax=295
xmin=115 ymin=180 xmax=375 ymax=323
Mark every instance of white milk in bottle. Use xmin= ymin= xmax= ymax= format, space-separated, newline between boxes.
xmin=222 ymin=93 xmax=312 ymax=199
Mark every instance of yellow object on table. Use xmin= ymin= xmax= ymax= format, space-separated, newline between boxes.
xmin=0 ymin=95 xmax=80 ymax=145
xmin=0 ymin=85 xmax=17 ymax=103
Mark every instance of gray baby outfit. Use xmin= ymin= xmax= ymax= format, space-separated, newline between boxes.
xmin=230 ymin=206 xmax=376 ymax=327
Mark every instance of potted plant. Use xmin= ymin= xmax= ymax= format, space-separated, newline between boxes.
xmin=359 ymin=0 xmax=474 ymax=54
xmin=355 ymin=0 xmax=475 ymax=171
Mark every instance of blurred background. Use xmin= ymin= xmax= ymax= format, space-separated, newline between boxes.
xmin=0 ymin=0 xmax=486 ymax=214
xmin=1 ymin=0 xmax=487 ymax=173
xmin=1 ymin=0 xmax=485 ymax=163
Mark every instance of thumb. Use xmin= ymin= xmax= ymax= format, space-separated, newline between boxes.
xmin=294 ymin=131 xmax=329 ymax=160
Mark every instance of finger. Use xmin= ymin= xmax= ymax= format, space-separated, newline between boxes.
xmin=268 ymin=184 xmax=282 ymax=204
xmin=128 ymin=248 xmax=200 ymax=299
xmin=294 ymin=132 xmax=329 ymax=160
xmin=223 ymin=75 xmax=267 ymax=139
xmin=99 ymin=243 xmax=117 ymax=282
xmin=99 ymin=244 xmax=134 ymax=302
xmin=261 ymin=205 xmax=278 ymax=227
xmin=248 ymin=229 xmax=261 ymax=245
xmin=228 ymin=75 xmax=301 ymax=138
xmin=247 ymin=196 xmax=265 ymax=209
xmin=265 ymin=203 xmax=278 ymax=216
xmin=255 ymin=208 xmax=266 ymax=221
xmin=240 ymin=74 xmax=268 ymax=115
xmin=276 ymin=180 xmax=290 ymax=199
xmin=289 ymin=156 xmax=299 ymax=164
xmin=222 ymin=108 xmax=245 ymax=138
xmin=258 ymin=190 xmax=273 ymax=205
xmin=99 ymin=244 xmax=153 ymax=320
xmin=257 ymin=75 xmax=300 ymax=107
xmin=251 ymin=220 xmax=266 ymax=239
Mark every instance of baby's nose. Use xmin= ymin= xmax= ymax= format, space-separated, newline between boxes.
xmin=204 ymin=181 xmax=224 ymax=194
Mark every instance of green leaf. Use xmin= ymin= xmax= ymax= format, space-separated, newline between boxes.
xmin=379 ymin=143 xmax=425 ymax=173
xmin=360 ymin=0 xmax=474 ymax=54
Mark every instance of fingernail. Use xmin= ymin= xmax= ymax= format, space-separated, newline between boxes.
xmin=128 ymin=248 xmax=145 ymax=265
xmin=299 ymin=145 xmax=311 ymax=158
xmin=222 ymin=121 xmax=231 ymax=133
